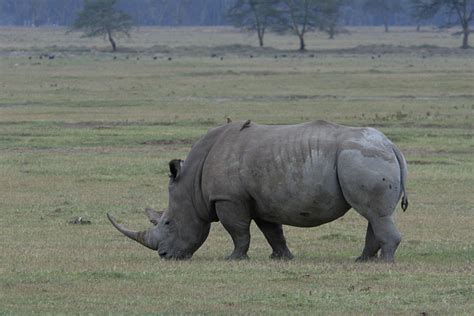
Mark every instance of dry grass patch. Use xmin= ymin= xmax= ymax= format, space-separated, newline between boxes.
xmin=0 ymin=26 xmax=473 ymax=314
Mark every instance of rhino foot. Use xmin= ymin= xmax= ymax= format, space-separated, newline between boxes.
xmin=270 ymin=250 xmax=294 ymax=260
xmin=355 ymin=254 xmax=379 ymax=263
xmin=226 ymin=253 xmax=249 ymax=261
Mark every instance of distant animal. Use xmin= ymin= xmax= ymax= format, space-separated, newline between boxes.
xmin=108 ymin=120 xmax=408 ymax=262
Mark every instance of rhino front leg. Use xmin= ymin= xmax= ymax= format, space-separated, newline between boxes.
xmin=254 ymin=218 xmax=294 ymax=260
xmin=216 ymin=201 xmax=251 ymax=260
xmin=356 ymin=222 xmax=381 ymax=262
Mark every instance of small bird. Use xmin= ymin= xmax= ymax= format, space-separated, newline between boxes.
xmin=227 ymin=117 xmax=232 ymax=124
xmin=240 ymin=119 xmax=251 ymax=131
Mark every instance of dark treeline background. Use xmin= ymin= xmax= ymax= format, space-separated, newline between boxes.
xmin=0 ymin=0 xmax=449 ymax=28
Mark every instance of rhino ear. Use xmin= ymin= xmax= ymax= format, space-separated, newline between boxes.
xmin=169 ymin=159 xmax=183 ymax=180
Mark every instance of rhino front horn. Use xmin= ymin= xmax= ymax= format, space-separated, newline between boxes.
xmin=107 ymin=213 xmax=159 ymax=250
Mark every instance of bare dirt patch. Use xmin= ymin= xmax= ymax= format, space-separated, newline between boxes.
xmin=140 ymin=139 xmax=195 ymax=146
xmin=408 ymin=160 xmax=458 ymax=165
xmin=59 ymin=121 xmax=178 ymax=129
xmin=5 ymin=43 xmax=473 ymax=58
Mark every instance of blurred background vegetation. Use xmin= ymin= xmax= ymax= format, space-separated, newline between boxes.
xmin=1 ymin=0 xmax=472 ymax=50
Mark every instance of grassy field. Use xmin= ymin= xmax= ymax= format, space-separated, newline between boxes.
xmin=0 ymin=26 xmax=473 ymax=314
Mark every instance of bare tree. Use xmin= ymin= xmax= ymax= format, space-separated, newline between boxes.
xmin=273 ymin=0 xmax=321 ymax=51
xmin=319 ymin=0 xmax=348 ymax=39
xmin=412 ymin=0 xmax=473 ymax=48
xmin=228 ymin=0 xmax=278 ymax=47
xmin=70 ymin=0 xmax=133 ymax=51
xmin=363 ymin=0 xmax=404 ymax=32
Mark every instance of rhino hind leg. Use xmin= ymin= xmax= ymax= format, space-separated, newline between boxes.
xmin=216 ymin=200 xmax=251 ymax=260
xmin=338 ymin=148 xmax=403 ymax=262
xmin=254 ymin=218 xmax=294 ymax=260
xmin=356 ymin=223 xmax=381 ymax=262
xmin=371 ymin=215 xmax=402 ymax=262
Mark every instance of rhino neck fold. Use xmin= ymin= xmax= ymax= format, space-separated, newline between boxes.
xmin=182 ymin=125 xmax=229 ymax=223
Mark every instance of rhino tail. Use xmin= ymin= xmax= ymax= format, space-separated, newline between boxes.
xmin=392 ymin=145 xmax=408 ymax=212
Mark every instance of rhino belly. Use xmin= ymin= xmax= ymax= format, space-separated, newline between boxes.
xmin=255 ymin=191 xmax=350 ymax=227
xmin=244 ymin=164 xmax=351 ymax=227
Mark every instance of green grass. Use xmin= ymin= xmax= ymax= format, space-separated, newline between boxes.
xmin=0 ymin=26 xmax=473 ymax=314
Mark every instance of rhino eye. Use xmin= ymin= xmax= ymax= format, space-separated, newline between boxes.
xmin=164 ymin=220 xmax=171 ymax=225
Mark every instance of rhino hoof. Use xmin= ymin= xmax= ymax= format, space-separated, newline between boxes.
xmin=226 ymin=253 xmax=249 ymax=261
xmin=355 ymin=255 xmax=379 ymax=263
xmin=270 ymin=251 xmax=294 ymax=260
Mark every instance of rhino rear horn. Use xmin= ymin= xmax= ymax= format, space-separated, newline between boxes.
xmin=107 ymin=213 xmax=159 ymax=250
xmin=145 ymin=208 xmax=163 ymax=225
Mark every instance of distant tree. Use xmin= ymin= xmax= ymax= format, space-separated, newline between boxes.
xmin=363 ymin=0 xmax=404 ymax=32
xmin=412 ymin=0 xmax=473 ymax=48
xmin=228 ymin=0 xmax=278 ymax=47
xmin=273 ymin=0 xmax=321 ymax=51
xmin=318 ymin=0 xmax=348 ymax=39
xmin=70 ymin=0 xmax=133 ymax=51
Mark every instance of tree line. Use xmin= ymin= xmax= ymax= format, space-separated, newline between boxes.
xmin=228 ymin=0 xmax=473 ymax=49
xmin=1 ymin=0 xmax=472 ymax=49
xmin=1 ymin=0 xmax=233 ymax=26
xmin=0 ymin=0 xmax=465 ymax=28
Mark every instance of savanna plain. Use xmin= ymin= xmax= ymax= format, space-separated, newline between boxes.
xmin=0 ymin=27 xmax=473 ymax=314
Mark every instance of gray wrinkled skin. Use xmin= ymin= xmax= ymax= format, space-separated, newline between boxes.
xmin=108 ymin=120 xmax=408 ymax=262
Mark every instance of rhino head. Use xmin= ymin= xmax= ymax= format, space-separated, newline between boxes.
xmin=107 ymin=159 xmax=211 ymax=260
